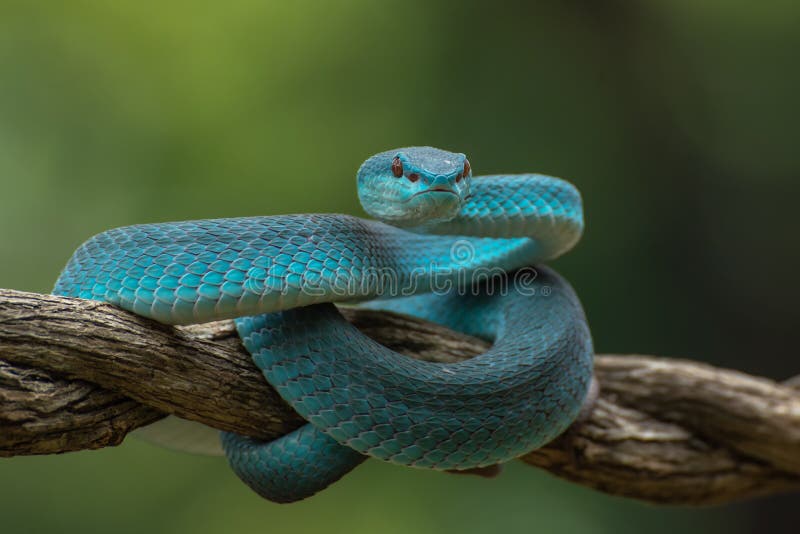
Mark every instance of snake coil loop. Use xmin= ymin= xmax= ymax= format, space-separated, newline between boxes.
xmin=54 ymin=147 xmax=593 ymax=503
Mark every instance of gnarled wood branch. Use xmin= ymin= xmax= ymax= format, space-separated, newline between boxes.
xmin=1 ymin=288 xmax=798 ymax=506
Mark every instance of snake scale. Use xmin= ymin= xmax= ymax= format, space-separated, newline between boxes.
xmin=53 ymin=147 xmax=594 ymax=503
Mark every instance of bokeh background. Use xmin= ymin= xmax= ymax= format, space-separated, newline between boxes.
xmin=1 ymin=1 xmax=798 ymax=533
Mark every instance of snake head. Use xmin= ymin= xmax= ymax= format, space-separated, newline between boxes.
xmin=357 ymin=146 xmax=471 ymax=227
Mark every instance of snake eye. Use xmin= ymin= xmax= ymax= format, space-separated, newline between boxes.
xmin=463 ymin=159 xmax=471 ymax=178
xmin=391 ymin=157 xmax=403 ymax=178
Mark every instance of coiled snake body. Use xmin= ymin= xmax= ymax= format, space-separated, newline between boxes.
xmin=54 ymin=147 xmax=593 ymax=502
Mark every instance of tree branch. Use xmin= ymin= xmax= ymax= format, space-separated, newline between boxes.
xmin=1 ymin=288 xmax=798 ymax=506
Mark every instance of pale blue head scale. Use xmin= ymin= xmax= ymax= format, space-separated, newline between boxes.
xmin=357 ymin=146 xmax=472 ymax=227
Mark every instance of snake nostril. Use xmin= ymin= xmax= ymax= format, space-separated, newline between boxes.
xmin=408 ymin=173 xmax=420 ymax=183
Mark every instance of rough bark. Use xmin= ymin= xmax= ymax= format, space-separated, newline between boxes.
xmin=1 ymin=288 xmax=798 ymax=506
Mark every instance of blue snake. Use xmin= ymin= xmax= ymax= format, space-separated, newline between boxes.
xmin=53 ymin=147 xmax=594 ymax=503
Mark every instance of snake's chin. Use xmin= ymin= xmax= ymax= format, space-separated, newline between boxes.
xmin=411 ymin=186 xmax=458 ymax=198
xmin=385 ymin=190 xmax=462 ymax=227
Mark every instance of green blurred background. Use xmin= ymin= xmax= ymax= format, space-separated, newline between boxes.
xmin=1 ymin=1 xmax=798 ymax=533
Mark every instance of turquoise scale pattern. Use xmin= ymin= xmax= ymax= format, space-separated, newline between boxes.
xmin=221 ymin=425 xmax=366 ymax=503
xmin=54 ymin=216 xmax=539 ymax=325
xmin=53 ymin=173 xmax=593 ymax=503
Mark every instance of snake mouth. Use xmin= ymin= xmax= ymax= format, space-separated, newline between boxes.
xmin=411 ymin=186 xmax=458 ymax=199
